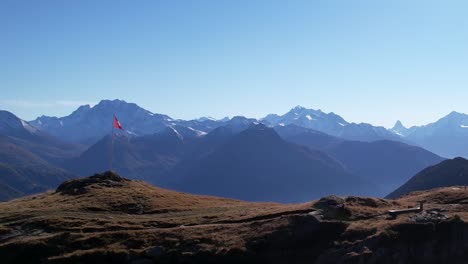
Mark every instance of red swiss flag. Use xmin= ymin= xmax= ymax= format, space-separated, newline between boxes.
xmin=113 ymin=115 xmax=123 ymax=130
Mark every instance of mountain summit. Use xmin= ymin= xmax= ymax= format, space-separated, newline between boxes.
xmin=262 ymin=106 xmax=402 ymax=142
xmin=30 ymin=99 xmax=174 ymax=144
xmin=391 ymin=120 xmax=409 ymax=136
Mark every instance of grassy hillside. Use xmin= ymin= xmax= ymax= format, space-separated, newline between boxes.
xmin=1 ymin=172 xmax=468 ymax=263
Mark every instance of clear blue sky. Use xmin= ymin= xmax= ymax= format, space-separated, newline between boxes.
xmin=1 ymin=0 xmax=468 ymax=127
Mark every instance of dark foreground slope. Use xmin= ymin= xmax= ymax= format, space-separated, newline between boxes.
xmin=1 ymin=172 xmax=468 ymax=264
xmin=387 ymin=157 xmax=468 ymax=198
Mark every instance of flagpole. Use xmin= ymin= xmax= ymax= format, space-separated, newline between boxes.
xmin=110 ymin=115 xmax=115 ymax=172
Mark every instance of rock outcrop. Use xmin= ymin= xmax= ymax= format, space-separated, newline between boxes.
xmin=56 ymin=171 xmax=129 ymax=195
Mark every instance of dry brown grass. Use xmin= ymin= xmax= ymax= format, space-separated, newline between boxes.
xmin=1 ymin=173 xmax=468 ymax=263
xmin=0 ymin=173 xmax=313 ymax=262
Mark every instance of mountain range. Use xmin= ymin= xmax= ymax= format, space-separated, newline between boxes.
xmin=30 ymin=99 xmax=468 ymax=160
xmin=263 ymin=106 xmax=402 ymax=142
xmin=30 ymin=99 xmax=256 ymax=145
xmin=391 ymin=112 xmax=468 ymax=158
xmin=30 ymin=100 xmax=407 ymax=146
xmin=3 ymin=99 xmax=468 ymax=202
xmin=167 ymin=124 xmax=376 ymax=202
xmin=60 ymin=119 xmax=443 ymax=200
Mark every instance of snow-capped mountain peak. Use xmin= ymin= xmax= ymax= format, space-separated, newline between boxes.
xmin=390 ymin=120 xmax=409 ymax=136
xmin=261 ymin=106 xmax=399 ymax=142
xmin=389 ymin=111 xmax=468 ymax=158
xmin=29 ymin=99 xmax=175 ymax=144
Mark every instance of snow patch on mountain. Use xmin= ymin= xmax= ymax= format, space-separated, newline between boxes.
xmin=20 ymin=120 xmax=38 ymax=133
xmin=187 ymin=127 xmax=207 ymax=136
xmin=168 ymin=126 xmax=184 ymax=140
xmin=197 ymin=116 xmax=217 ymax=122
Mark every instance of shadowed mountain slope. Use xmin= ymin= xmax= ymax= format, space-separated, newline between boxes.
xmin=63 ymin=117 xmax=259 ymax=184
xmin=169 ymin=124 xmax=376 ymax=202
xmin=387 ymin=157 xmax=468 ymax=198
xmin=0 ymin=110 xmax=85 ymax=164
xmin=0 ymin=136 xmax=74 ymax=201
xmin=276 ymin=125 xmax=444 ymax=196
xmin=326 ymin=140 xmax=444 ymax=195
xmin=63 ymin=127 xmax=193 ymax=183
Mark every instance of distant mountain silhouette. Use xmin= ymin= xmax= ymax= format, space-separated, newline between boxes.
xmin=389 ymin=111 xmax=468 ymax=158
xmin=276 ymin=125 xmax=444 ymax=196
xmin=168 ymin=124 xmax=376 ymax=202
xmin=263 ymin=106 xmax=402 ymax=142
xmin=390 ymin=120 xmax=410 ymax=137
xmin=0 ymin=136 xmax=74 ymax=201
xmin=387 ymin=157 xmax=468 ymax=198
